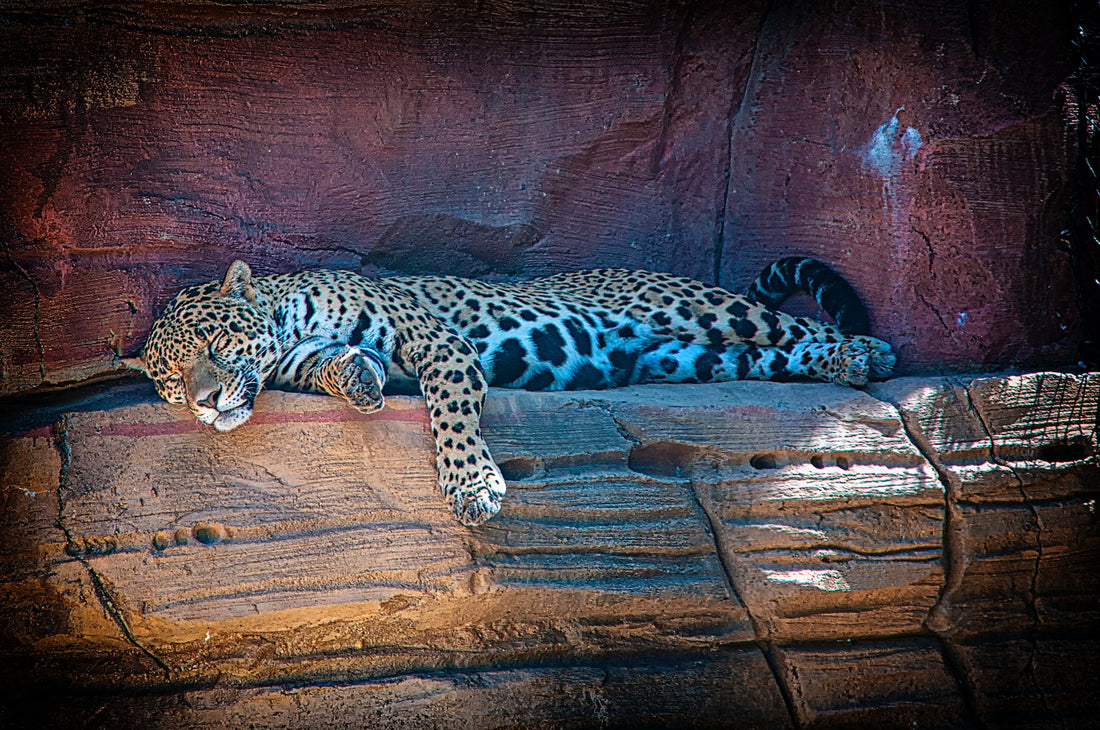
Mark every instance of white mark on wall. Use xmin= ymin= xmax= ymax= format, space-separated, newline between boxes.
xmin=857 ymin=107 xmax=925 ymax=286
xmin=860 ymin=107 xmax=922 ymax=180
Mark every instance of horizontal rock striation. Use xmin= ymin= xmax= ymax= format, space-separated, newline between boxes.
xmin=1 ymin=372 xmax=1096 ymax=727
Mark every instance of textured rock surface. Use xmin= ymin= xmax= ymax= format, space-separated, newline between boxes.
xmin=0 ymin=0 xmax=1083 ymax=395
xmin=1 ymin=373 xmax=1097 ymax=727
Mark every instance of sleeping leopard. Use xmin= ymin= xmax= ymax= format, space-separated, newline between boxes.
xmin=125 ymin=256 xmax=895 ymax=526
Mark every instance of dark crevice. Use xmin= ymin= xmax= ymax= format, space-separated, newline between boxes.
xmin=608 ymin=413 xmax=642 ymax=447
xmin=891 ymin=396 xmax=984 ymax=729
xmin=965 ymin=0 xmax=983 ymax=61
xmin=497 ymin=456 xmax=541 ymax=481
xmin=1035 ymin=436 xmax=1093 ymax=463
xmin=628 ymin=440 xmax=707 ymax=478
xmin=51 ymin=416 xmax=72 ymax=545
xmin=911 ymin=223 xmax=936 ymax=277
xmin=685 ymin=482 xmax=803 ymax=729
xmin=141 ymin=191 xmax=231 ymax=221
xmin=915 ymin=288 xmax=953 ymax=338
xmin=757 ymin=644 xmax=801 ymax=730
xmin=618 ymin=376 xmax=803 ymax=727
xmin=715 ymin=0 xmax=775 ymax=286
xmin=895 ymin=409 xmax=966 ymax=629
xmin=749 ymin=453 xmax=778 ymax=470
xmin=294 ymin=242 xmax=372 ymax=271
xmin=931 ymin=637 xmax=987 ymax=730
xmin=51 ymin=414 xmax=171 ymax=679
xmin=711 ymin=93 xmax=733 ymax=286
xmin=963 ymin=384 xmax=1054 ymax=720
xmin=86 ymin=565 xmax=172 ymax=676
xmin=1067 ymin=1 xmax=1100 ymax=366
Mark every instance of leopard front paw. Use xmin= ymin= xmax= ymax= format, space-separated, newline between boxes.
xmin=333 ymin=347 xmax=386 ymax=413
xmin=441 ymin=461 xmax=507 ymax=527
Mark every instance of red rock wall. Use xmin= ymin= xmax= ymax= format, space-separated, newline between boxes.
xmin=0 ymin=0 xmax=1081 ymax=394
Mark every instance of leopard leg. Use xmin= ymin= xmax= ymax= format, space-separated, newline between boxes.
xmin=633 ymin=340 xmax=748 ymax=384
xmin=397 ymin=320 xmax=507 ymax=527
xmin=539 ymin=269 xmax=899 ymax=384
xmin=736 ymin=337 xmax=896 ymax=386
xmin=633 ymin=335 xmax=895 ymax=386
xmin=271 ymin=337 xmax=386 ymax=412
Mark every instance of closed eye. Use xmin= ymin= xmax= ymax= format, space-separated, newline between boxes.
xmin=207 ymin=332 xmax=234 ymax=366
xmin=207 ymin=331 xmax=226 ymax=355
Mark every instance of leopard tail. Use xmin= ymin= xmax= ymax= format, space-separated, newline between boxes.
xmin=745 ymin=256 xmax=871 ymax=335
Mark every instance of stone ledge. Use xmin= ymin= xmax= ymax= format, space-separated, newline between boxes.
xmin=1 ymin=373 xmax=1097 ymax=728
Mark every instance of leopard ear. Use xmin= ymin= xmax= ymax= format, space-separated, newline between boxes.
xmin=220 ymin=260 xmax=257 ymax=304
xmin=121 ymin=356 xmax=149 ymax=375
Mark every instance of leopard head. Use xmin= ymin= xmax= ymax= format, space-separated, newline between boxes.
xmin=125 ymin=261 xmax=282 ymax=431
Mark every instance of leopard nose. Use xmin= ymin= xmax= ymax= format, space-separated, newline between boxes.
xmin=195 ymin=384 xmax=223 ymax=410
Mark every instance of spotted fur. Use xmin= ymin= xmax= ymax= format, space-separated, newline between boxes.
xmin=128 ymin=258 xmax=894 ymax=525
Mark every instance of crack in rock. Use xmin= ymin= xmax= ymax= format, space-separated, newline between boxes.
xmin=884 ymin=386 xmax=984 ymax=728
xmin=51 ymin=414 xmax=171 ymax=679
xmin=963 ymin=382 xmax=1053 ymax=717
xmin=589 ymin=393 xmax=804 ymax=727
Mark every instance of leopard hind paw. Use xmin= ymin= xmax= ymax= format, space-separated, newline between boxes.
xmin=864 ymin=338 xmax=896 ymax=381
xmin=831 ymin=342 xmax=872 ymax=387
xmin=835 ymin=337 xmax=896 ymax=386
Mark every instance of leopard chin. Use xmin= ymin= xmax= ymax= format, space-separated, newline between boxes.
xmin=193 ymin=402 xmax=254 ymax=432
xmin=213 ymin=404 xmax=254 ymax=432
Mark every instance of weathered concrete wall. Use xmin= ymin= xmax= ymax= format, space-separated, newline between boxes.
xmin=2 ymin=373 xmax=1097 ymax=727
xmin=0 ymin=0 xmax=1082 ymax=395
